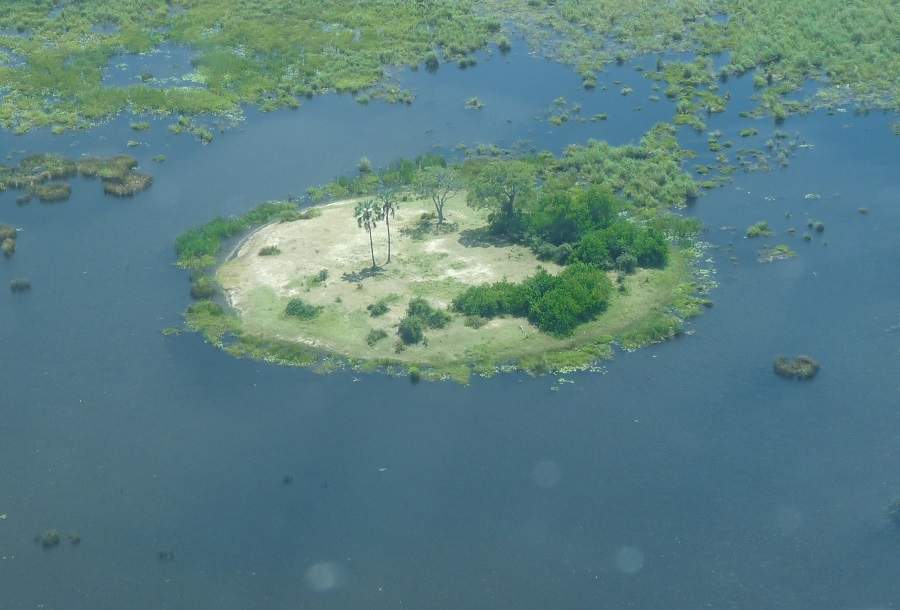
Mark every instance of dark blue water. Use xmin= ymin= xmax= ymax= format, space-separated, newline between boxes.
xmin=1 ymin=45 xmax=899 ymax=610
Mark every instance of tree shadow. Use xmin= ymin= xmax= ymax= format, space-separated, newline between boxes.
xmin=457 ymin=227 xmax=515 ymax=248
xmin=341 ymin=266 xmax=384 ymax=283
xmin=399 ymin=214 xmax=458 ymax=241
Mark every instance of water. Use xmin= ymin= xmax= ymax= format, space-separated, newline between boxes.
xmin=1 ymin=44 xmax=899 ymax=610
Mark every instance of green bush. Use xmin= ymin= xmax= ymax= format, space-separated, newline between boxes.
xmin=366 ymin=328 xmax=389 ymax=346
xmin=452 ymin=264 xmax=612 ymax=336
xmin=527 ymin=263 xmax=612 ymax=335
xmin=258 ymin=245 xmax=281 ymax=256
xmin=407 ymin=297 xmax=451 ymax=329
xmin=398 ymin=316 xmax=425 ymax=344
xmin=285 ymin=298 xmax=323 ymax=320
xmin=574 ymin=222 xmax=668 ymax=269
xmin=367 ymin=299 xmax=391 ymax=317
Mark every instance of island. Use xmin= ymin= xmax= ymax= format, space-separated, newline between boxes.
xmin=177 ymin=128 xmax=712 ymax=382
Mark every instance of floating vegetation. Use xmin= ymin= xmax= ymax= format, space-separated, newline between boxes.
xmin=773 ymin=355 xmax=820 ymax=380
xmin=168 ymin=115 xmax=215 ymax=143
xmin=464 ymin=97 xmax=485 ymax=110
xmin=152 ymin=154 xmax=167 ymax=163
xmin=758 ymin=244 xmax=796 ymax=263
xmin=1 ymin=154 xmax=152 ymax=202
xmin=745 ymin=221 xmax=773 ymax=238
xmin=740 ymin=127 xmax=759 ymax=138
xmin=30 ymin=182 xmax=71 ymax=202
xmin=129 ymin=121 xmax=151 ymax=131
xmin=1 ymin=224 xmax=16 ymax=257
xmin=9 ymin=278 xmax=31 ymax=292
xmin=103 ymin=172 xmax=153 ymax=197
xmin=544 ymin=97 xmax=582 ymax=127
xmin=190 ymin=275 xmax=218 ymax=300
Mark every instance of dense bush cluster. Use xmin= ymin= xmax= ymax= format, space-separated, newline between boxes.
xmin=398 ymin=297 xmax=451 ymax=345
xmin=453 ymin=263 xmax=613 ymax=336
xmin=573 ymin=222 xmax=668 ymax=271
xmin=284 ymin=298 xmax=323 ymax=320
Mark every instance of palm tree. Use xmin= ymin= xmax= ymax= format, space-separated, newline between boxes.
xmin=376 ymin=188 xmax=398 ymax=264
xmin=355 ymin=199 xmax=380 ymax=269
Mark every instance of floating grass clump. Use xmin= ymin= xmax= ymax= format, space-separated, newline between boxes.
xmin=465 ymin=97 xmax=484 ymax=110
xmin=773 ymin=355 xmax=820 ymax=380
xmin=1 ymin=224 xmax=16 ymax=257
xmin=103 ymin=172 xmax=153 ymax=197
xmin=758 ymin=244 xmax=795 ymax=263
xmin=32 ymin=182 xmax=71 ymax=202
xmin=745 ymin=221 xmax=772 ymax=238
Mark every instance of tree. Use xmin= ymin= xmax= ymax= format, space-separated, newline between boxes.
xmin=466 ymin=160 xmax=536 ymax=232
xmin=415 ymin=166 xmax=462 ymax=225
xmin=355 ymin=199 xmax=380 ymax=269
xmin=376 ymin=188 xmax=398 ymax=264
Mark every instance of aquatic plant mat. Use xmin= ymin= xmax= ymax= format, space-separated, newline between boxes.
xmin=1 ymin=0 xmax=897 ymax=133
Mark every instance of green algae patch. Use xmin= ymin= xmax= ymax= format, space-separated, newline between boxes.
xmin=184 ymin=197 xmax=704 ymax=381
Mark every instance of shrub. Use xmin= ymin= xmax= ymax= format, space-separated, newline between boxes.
xmin=616 ymin=252 xmax=637 ymax=273
xmin=0 ymin=225 xmax=16 ymax=240
xmin=398 ymin=315 xmax=425 ymax=344
xmin=285 ymin=298 xmax=322 ymax=320
xmin=527 ymin=263 xmax=612 ymax=335
xmin=367 ymin=300 xmax=390 ymax=317
xmin=258 ymin=245 xmax=281 ymax=256
xmin=464 ymin=315 xmax=488 ymax=328
xmin=2 ymin=238 xmax=15 ymax=257
xmin=366 ymin=328 xmax=388 ymax=346
xmin=407 ymin=297 xmax=451 ymax=329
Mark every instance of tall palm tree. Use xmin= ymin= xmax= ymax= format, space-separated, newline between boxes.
xmin=355 ymin=199 xmax=380 ymax=269
xmin=376 ymin=188 xmax=398 ymax=264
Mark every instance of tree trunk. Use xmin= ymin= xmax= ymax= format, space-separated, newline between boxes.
xmin=435 ymin=199 xmax=444 ymax=224
xmin=368 ymin=227 xmax=376 ymax=268
xmin=385 ymin=214 xmax=391 ymax=263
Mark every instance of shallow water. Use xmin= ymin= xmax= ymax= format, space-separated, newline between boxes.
xmin=1 ymin=45 xmax=899 ymax=610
